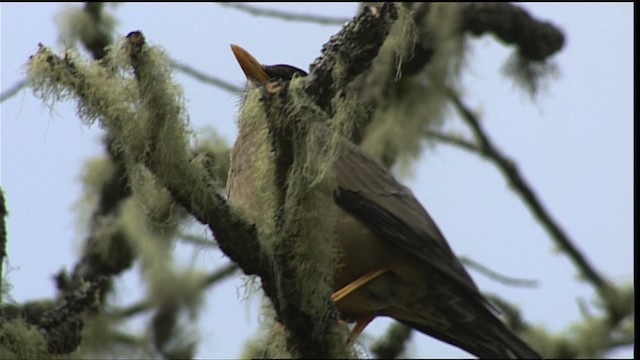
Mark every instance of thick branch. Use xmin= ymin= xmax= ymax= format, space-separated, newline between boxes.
xmin=28 ymin=37 xmax=270 ymax=295
xmin=56 ymin=138 xmax=134 ymax=302
xmin=54 ymin=3 xmax=133 ymax=301
xmin=81 ymin=2 xmax=112 ymax=60
xmin=461 ymin=3 xmax=565 ymax=61
xmin=358 ymin=3 xmax=565 ymax=98
xmin=251 ymin=5 xmax=401 ymax=355
xmin=123 ymin=31 xmax=270 ymax=282
xmin=306 ymin=3 xmax=398 ymax=113
xmin=16 ymin=276 xmax=108 ymax=354
xmin=259 ymin=82 xmax=344 ymax=358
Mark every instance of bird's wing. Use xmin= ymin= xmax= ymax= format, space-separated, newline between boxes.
xmin=332 ymin=136 xmax=546 ymax=358
xmin=332 ymin=133 xmax=484 ymax=300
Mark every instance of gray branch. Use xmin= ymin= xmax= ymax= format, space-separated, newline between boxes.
xmin=218 ymin=2 xmax=350 ymax=26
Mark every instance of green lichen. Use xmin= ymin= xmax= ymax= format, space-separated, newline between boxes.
xmin=55 ymin=4 xmax=117 ymax=50
xmin=0 ymin=319 xmax=49 ymax=359
xmin=359 ymin=3 xmax=467 ymax=174
xmin=234 ymin=75 xmax=350 ymax=355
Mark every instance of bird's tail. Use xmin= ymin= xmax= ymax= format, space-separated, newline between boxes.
xmin=490 ymin=320 xmax=542 ymax=359
xmin=400 ymin=317 xmax=542 ymax=359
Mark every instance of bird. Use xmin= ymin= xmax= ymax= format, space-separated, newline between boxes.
xmin=228 ymin=44 xmax=542 ymax=359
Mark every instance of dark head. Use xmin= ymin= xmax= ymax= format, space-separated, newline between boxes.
xmin=231 ymin=44 xmax=307 ymax=85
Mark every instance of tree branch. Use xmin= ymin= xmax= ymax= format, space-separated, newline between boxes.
xmin=113 ymin=262 xmax=239 ymax=320
xmin=14 ymin=276 xmax=108 ymax=355
xmin=80 ymin=2 xmax=113 ymax=60
xmin=177 ymin=231 xmax=218 ymax=248
xmin=53 ymin=2 xmax=135 ymax=304
xmin=370 ymin=322 xmax=413 ymax=359
xmin=355 ymin=3 xmax=565 ymax=103
xmin=459 ymin=256 xmax=538 ymax=288
xmin=0 ymin=79 xmax=28 ymax=103
xmin=0 ymin=187 xmax=7 ymax=302
xmin=425 ymin=129 xmax=483 ymax=154
xmin=306 ymin=3 xmax=398 ymax=113
xmin=447 ymin=90 xmax=613 ymax=300
xmin=461 ymin=3 xmax=565 ymax=61
xmin=121 ymin=31 xmax=269 ymax=280
xmin=171 ymin=59 xmax=243 ymax=93
xmin=252 ymin=5 xmax=400 ymax=355
xmin=218 ymin=2 xmax=350 ymax=26
xmin=255 ymin=81 xmax=347 ymax=358
xmin=27 ymin=35 xmax=269 ymax=297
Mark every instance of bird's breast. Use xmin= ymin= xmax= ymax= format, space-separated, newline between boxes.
xmin=227 ymin=134 xmax=428 ymax=322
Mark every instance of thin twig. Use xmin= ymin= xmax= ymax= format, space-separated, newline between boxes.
xmin=425 ymin=130 xmax=482 ymax=154
xmin=460 ymin=256 xmax=538 ymax=288
xmin=114 ymin=262 xmax=239 ymax=319
xmin=115 ymin=300 xmax=149 ymax=319
xmin=203 ymin=262 xmax=239 ymax=287
xmin=447 ymin=90 xmax=612 ymax=299
xmin=218 ymin=3 xmax=349 ymax=26
xmin=177 ymin=232 xmax=218 ymax=248
xmin=0 ymin=188 xmax=7 ymax=303
xmin=0 ymin=79 xmax=28 ymax=103
xmin=171 ymin=59 xmax=243 ymax=93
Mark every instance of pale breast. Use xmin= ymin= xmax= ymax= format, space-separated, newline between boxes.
xmin=227 ymin=131 xmax=427 ymax=321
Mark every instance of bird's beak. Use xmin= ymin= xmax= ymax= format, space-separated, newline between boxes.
xmin=231 ymin=44 xmax=270 ymax=83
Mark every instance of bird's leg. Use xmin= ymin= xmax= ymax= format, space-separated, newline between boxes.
xmin=347 ymin=313 xmax=376 ymax=344
xmin=332 ymin=268 xmax=389 ymax=341
xmin=331 ymin=267 xmax=390 ymax=302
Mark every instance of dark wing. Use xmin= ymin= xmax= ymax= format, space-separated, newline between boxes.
xmin=332 ymin=135 xmax=541 ymax=359
xmin=333 ymin=136 xmax=482 ymax=299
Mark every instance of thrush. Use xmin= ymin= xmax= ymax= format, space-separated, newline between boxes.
xmin=228 ymin=44 xmax=542 ymax=359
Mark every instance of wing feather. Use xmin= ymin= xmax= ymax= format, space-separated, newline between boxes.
xmin=333 ymin=137 xmax=481 ymax=298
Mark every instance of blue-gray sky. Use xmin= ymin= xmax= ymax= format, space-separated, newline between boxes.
xmin=1 ymin=3 xmax=633 ymax=358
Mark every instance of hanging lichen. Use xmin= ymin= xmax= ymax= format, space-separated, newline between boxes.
xmin=232 ymin=75 xmax=352 ymax=356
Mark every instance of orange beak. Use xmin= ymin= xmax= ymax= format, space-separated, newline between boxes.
xmin=230 ymin=44 xmax=270 ymax=83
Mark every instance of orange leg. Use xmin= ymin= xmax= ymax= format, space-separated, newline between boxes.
xmin=347 ymin=313 xmax=376 ymax=344
xmin=331 ymin=267 xmax=390 ymax=303
xmin=331 ymin=268 xmax=390 ymax=342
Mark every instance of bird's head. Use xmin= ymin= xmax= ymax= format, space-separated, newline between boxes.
xmin=230 ymin=44 xmax=307 ymax=85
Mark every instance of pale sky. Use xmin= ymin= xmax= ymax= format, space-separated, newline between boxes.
xmin=1 ymin=3 xmax=633 ymax=358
